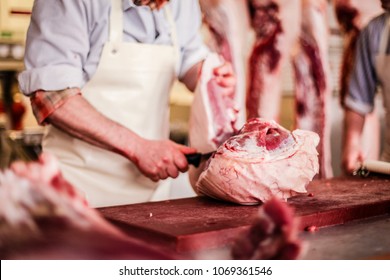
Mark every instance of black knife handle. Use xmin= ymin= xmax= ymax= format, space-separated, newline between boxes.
xmin=185 ymin=153 xmax=202 ymax=168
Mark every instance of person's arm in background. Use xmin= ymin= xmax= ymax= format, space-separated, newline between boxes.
xmin=342 ymin=109 xmax=365 ymax=173
xmin=19 ymin=0 xmax=195 ymax=182
xmin=342 ymin=20 xmax=379 ymax=174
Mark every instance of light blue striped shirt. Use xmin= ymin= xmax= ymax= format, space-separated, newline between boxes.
xmin=18 ymin=0 xmax=209 ymax=95
xmin=345 ymin=13 xmax=389 ymax=114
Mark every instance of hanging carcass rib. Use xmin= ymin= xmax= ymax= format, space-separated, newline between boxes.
xmin=246 ymin=0 xmax=301 ymax=121
xmin=199 ymin=0 xmax=251 ymax=127
xmin=291 ymin=0 xmax=333 ymax=178
xmin=0 ymin=154 xmax=173 ymax=259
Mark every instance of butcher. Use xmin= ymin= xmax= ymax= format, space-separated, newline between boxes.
xmin=18 ymin=0 xmax=236 ymax=207
xmin=342 ymin=0 xmax=390 ymax=173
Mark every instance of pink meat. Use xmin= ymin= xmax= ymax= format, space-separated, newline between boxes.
xmin=195 ymin=118 xmax=319 ymax=205
xmin=291 ymin=0 xmax=333 ymax=179
xmin=199 ymin=0 xmax=251 ymax=127
xmin=246 ymin=0 xmax=301 ymax=120
xmin=189 ymin=53 xmax=239 ymax=153
xmin=231 ymin=197 xmax=303 ymax=260
xmin=0 ymin=154 xmax=173 ymax=259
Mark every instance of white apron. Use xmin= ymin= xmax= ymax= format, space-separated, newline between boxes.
xmin=376 ymin=14 xmax=390 ymax=162
xmin=43 ymin=0 xmax=179 ymax=208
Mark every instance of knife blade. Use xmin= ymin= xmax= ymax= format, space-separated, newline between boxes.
xmin=185 ymin=152 xmax=214 ymax=168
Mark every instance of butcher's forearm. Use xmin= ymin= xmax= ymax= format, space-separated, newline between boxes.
xmin=46 ymin=95 xmax=139 ymax=160
xmin=180 ymin=60 xmax=204 ymax=92
xmin=343 ymin=108 xmax=365 ymax=148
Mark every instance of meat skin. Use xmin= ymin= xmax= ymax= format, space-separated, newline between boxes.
xmin=195 ymin=118 xmax=319 ymax=205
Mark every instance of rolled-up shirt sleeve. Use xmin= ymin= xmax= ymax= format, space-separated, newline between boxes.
xmin=176 ymin=0 xmax=209 ymax=80
xmin=18 ymin=0 xmax=90 ymax=95
xmin=345 ymin=23 xmax=380 ymax=115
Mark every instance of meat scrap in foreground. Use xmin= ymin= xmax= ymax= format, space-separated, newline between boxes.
xmin=195 ymin=118 xmax=319 ymax=205
xmin=231 ymin=197 xmax=303 ymax=260
xmin=0 ymin=154 xmax=173 ymax=260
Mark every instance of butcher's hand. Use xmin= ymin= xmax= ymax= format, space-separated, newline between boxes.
xmin=131 ymin=139 xmax=197 ymax=182
xmin=213 ymin=61 xmax=236 ymax=94
xmin=342 ymin=142 xmax=364 ymax=175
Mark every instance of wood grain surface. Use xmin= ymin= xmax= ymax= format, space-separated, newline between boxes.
xmin=99 ymin=176 xmax=390 ymax=252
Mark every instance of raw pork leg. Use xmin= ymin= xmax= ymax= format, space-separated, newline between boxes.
xmin=199 ymin=0 xmax=251 ymax=127
xmin=246 ymin=0 xmax=301 ymax=120
xmin=195 ymin=118 xmax=319 ymax=205
xmin=333 ymin=0 xmax=383 ymax=162
xmin=291 ymin=0 xmax=333 ymax=179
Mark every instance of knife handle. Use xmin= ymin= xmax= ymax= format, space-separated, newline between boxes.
xmin=363 ymin=160 xmax=390 ymax=175
xmin=185 ymin=153 xmax=202 ymax=168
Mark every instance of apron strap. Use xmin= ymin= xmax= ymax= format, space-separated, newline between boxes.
xmin=164 ymin=6 xmax=180 ymax=68
xmin=379 ymin=14 xmax=390 ymax=55
xmin=109 ymin=0 xmax=123 ymax=43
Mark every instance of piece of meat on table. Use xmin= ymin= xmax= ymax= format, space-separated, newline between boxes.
xmin=246 ymin=0 xmax=301 ymax=121
xmin=0 ymin=154 xmax=173 ymax=260
xmin=199 ymin=0 xmax=251 ymax=127
xmin=333 ymin=0 xmax=383 ymax=162
xmin=195 ymin=118 xmax=319 ymax=205
xmin=231 ymin=197 xmax=303 ymax=260
xmin=291 ymin=0 xmax=333 ymax=179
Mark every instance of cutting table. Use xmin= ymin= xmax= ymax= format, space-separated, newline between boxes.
xmin=99 ymin=175 xmax=390 ymax=259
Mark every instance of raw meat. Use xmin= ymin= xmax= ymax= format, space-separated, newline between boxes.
xmin=189 ymin=53 xmax=239 ymax=153
xmin=246 ymin=0 xmax=301 ymax=121
xmin=199 ymin=0 xmax=251 ymax=127
xmin=195 ymin=118 xmax=319 ymax=205
xmin=0 ymin=153 xmax=173 ymax=259
xmin=291 ymin=0 xmax=333 ymax=178
xmin=231 ymin=197 xmax=303 ymax=260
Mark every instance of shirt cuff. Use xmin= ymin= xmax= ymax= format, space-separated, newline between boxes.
xmin=30 ymin=88 xmax=81 ymax=125
xmin=18 ymin=65 xmax=84 ymax=95
xmin=179 ymin=45 xmax=210 ymax=80
xmin=344 ymin=95 xmax=374 ymax=115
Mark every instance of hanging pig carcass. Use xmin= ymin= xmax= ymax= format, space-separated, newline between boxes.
xmin=199 ymin=0 xmax=251 ymax=127
xmin=291 ymin=0 xmax=333 ymax=178
xmin=246 ymin=0 xmax=301 ymax=121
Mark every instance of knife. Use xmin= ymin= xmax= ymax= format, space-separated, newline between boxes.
xmin=185 ymin=152 xmax=214 ymax=168
xmin=354 ymin=160 xmax=390 ymax=177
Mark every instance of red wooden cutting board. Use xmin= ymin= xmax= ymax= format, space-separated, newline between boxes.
xmin=99 ymin=176 xmax=390 ymax=252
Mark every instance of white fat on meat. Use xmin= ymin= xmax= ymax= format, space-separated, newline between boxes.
xmin=195 ymin=118 xmax=319 ymax=205
xmin=189 ymin=53 xmax=239 ymax=153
